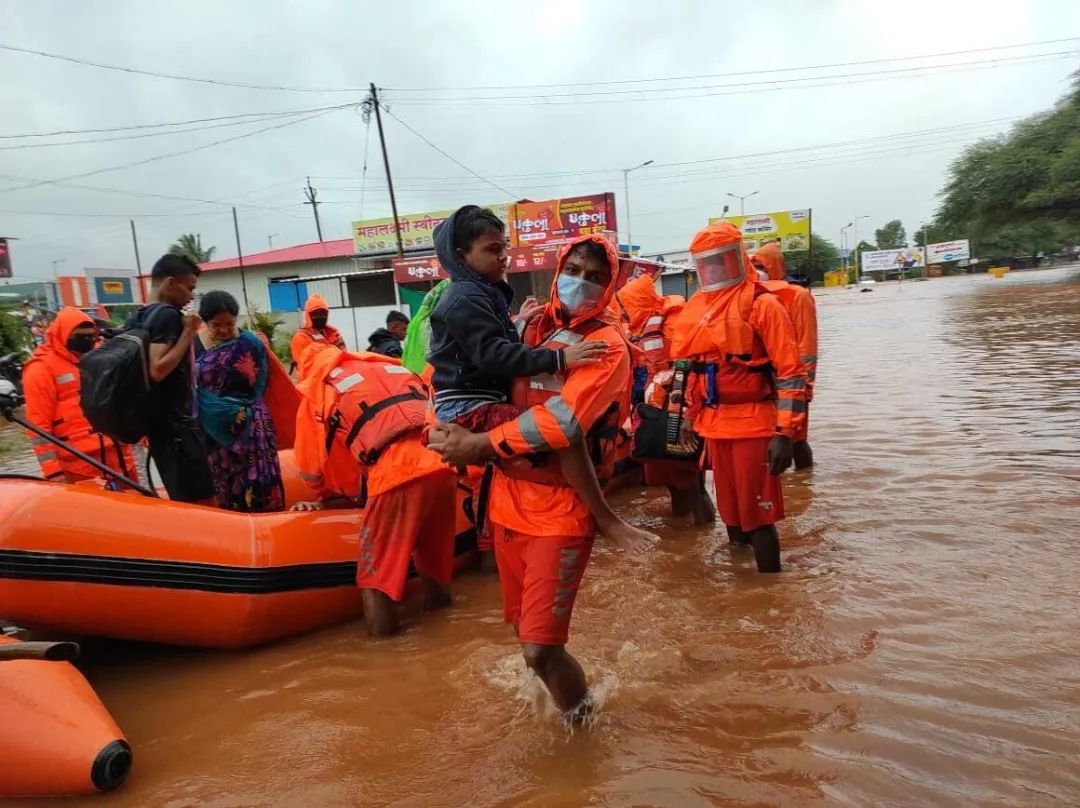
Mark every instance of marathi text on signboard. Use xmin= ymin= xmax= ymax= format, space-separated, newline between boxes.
xmin=710 ymin=209 xmax=811 ymax=253
xmin=861 ymin=247 xmax=925 ymax=272
xmin=392 ymin=238 xmax=590 ymax=285
xmin=926 ymin=239 xmax=970 ymax=263
xmin=511 ymin=193 xmax=617 ymax=247
xmin=353 ymin=202 xmax=515 ymax=255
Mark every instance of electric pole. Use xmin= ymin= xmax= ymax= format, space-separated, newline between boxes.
xmin=366 ymin=83 xmax=405 ymax=259
xmin=303 ymin=177 xmax=324 ymax=243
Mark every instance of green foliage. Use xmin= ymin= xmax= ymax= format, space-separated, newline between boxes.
xmin=854 ymin=239 xmax=876 ymax=255
xmin=930 ymin=74 xmax=1080 ymax=257
xmin=272 ymin=332 xmax=294 ymax=366
xmin=874 ymin=219 xmax=907 ymax=249
xmin=783 ymin=233 xmax=841 ymax=284
xmin=169 ymin=233 xmax=216 ymax=263
xmin=246 ymin=308 xmax=284 ymax=342
xmin=0 ymin=311 xmax=30 ymax=355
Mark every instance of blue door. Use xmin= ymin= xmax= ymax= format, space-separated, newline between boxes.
xmin=268 ymin=279 xmax=308 ymax=312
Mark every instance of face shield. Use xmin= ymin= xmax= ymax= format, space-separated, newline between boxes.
xmin=693 ymin=243 xmax=745 ymax=292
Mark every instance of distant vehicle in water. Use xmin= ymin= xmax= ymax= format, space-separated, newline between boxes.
xmin=858 ymin=275 xmax=877 ymax=285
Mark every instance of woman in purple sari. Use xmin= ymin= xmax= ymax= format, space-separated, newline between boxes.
xmin=195 ymin=291 xmax=285 ymax=512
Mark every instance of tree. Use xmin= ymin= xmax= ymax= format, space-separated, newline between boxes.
xmin=169 ymin=233 xmax=216 ymax=263
xmin=783 ymin=233 xmax=840 ymax=284
xmin=874 ymin=220 xmax=907 ymax=249
xmin=928 ymin=71 xmax=1080 ymax=257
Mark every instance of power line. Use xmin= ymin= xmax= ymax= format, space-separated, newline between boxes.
xmin=0 ymin=102 xmax=358 ymax=139
xmin=384 ymin=37 xmax=1080 ymax=91
xmin=0 ymin=41 xmax=366 ymax=93
xmin=388 ymin=50 xmax=1079 ymax=104
xmin=0 ymin=104 xmax=358 ymax=150
xmin=380 ymin=106 xmax=518 ymax=198
xmin=0 ymin=107 xmax=350 ymax=195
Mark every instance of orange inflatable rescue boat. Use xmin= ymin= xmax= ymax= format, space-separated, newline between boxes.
xmin=0 ymin=451 xmax=477 ymax=649
xmin=0 ymin=636 xmax=131 ymax=797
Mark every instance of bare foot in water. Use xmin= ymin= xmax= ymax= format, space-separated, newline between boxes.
xmin=598 ymin=517 xmax=658 ymax=556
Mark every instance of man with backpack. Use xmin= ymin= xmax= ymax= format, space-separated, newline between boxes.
xmin=133 ymin=255 xmax=215 ymax=504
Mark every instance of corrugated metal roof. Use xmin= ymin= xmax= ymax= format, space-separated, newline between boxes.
xmin=200 ymin=238 xmax=356 ymax=272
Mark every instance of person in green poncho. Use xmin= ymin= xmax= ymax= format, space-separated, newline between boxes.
xmin=401 ymin=279 xmax=450 ymax=375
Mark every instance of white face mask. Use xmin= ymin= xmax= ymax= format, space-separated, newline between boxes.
xmin=557 ymin=274 xmax=604 ymax=316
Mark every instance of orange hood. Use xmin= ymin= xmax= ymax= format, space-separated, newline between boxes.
xmin=753 ymin=241 xmax=786 ymax=281
xmin=612 ymin=272 xmax=662 ymax=334
xmin=668 ymin=222 xmax=758 ymax=359
xmin=302 ymin=294 xmax=331 ymax=329
xmin=36 ymin=307 xmax=94 ymax=365
xmin=538 ymin=235 xmax=622 ymax=337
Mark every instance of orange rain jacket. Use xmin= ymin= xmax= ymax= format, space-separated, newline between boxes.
xmin=486 ymin=235 xmax=631 ymax=538
xmin=289 ymin=294 xmax=346 ymax=368
xmin=294 ymin=343 xmax=441 ymax=501
xmin=753 ymin=242 xmax=819 ymax=399
xmin=668 ymin=224 xmax=807 ymax=440
xmin=611 ymin=272 xmax=685 ymax=376
xmin=21 ymin=307 xmax=136 ymax=481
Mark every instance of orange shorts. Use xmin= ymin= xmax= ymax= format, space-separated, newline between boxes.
xmin=357 ymin=470 xmax=456 ymax=602
xmin=793 ymin=403 xmax=810 ymax=443
xmin=707 ymin=437 xmax=785 ymax=531
xmin=491 ymin=523 xmax=594 ymax=646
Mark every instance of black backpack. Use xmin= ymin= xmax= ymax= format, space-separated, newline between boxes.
xmin=79 ymin=308 xmax=159 ymax=443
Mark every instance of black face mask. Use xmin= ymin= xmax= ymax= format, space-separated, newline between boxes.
xmin=310 ymin=315 xmax=328 ymax=329
xmin=66 ymin=334 xmax=96 ymax=354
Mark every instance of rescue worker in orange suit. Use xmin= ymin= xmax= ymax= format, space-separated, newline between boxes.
xmin=613 ymin=267 xmax=715 ymax=524
xmin=289 ymin=294 xmax=346 ymax=371
xmin=291 ymin=343 xmax=455 ymax=636
xmin=427 ymin=235 xmax=643 ymax=721
xmin=669 ymin=222 xmax=808 ymax=573
xmin=21 ymin=307 xmax=136 ymax=485
xmin=751 ymin=241 xmax=818 ymax=469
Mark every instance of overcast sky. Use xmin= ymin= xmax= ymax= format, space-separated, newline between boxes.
xmin=2 ymin=0 xmax=1078 ymax=279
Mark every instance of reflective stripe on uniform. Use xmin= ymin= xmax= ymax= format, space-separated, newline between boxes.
xmin=36 ymin=450 xmax=59 ymax=462
xmin=777 ymin=398 xmax=808 ymax=413
xmin=775 ymin=377 xmax=806 ymax=391
xmin=548 ymin=329 xmax=584 ymax=346
xmin=333 ymin=372 xmax=365 ymax=392
xmin=56 ymin=372 xmax=76 ymax=384
xmin=528 ymin=373 xmax=562 ymax=393
xmin=800 ymin=354 xmax=818 ymax=365
xmin=645 ymin=316 xmax=664 ymax=328
xmin=516 ymin=410 xmax=550 ymax=452
xmin=544 ymin=396 xmax=582 ymax=442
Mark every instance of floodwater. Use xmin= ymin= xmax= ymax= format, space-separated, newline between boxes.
xmin=8 ymin=268 xmax=1080 ymax=807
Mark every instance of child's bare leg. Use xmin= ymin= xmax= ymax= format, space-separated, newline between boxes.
xmin=554 ymin=440 xmax=657 ymax=554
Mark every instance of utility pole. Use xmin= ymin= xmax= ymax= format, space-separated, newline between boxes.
xmin=231 ymin=207 xmax=251 ymax=316
xmin=303 ymin=177 xmax=324 ymax=243
xmin=367 ymin=83 xmax=405 ymax=259
xmin=129 ymin=220 xmax=145 ymax=303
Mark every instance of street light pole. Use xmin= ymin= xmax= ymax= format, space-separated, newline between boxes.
xmin=268 ymin=233 xmax=280 ymax=250
xmin=622 ymin=159 xmax=653 ymax=254
xmin=852 ymin=215 xmax=869 ymax=279
xmin=727 ymin=190 xmax=759 ymax=216
xmin=840 ymin=224 xmax=852 ymax=280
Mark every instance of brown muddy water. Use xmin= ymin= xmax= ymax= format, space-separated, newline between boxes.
xmin=6 ymin=268 xmax=1080 ymax=807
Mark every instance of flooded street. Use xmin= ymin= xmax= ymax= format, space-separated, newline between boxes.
xmin=10 ymin=268 xmax=1080 ymax=807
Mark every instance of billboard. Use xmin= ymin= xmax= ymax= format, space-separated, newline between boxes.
xmin=861 ymin=247 xmax=925 ymax=272
xmin=0 ymin=238 xmax=11 ymax=279
xmin=393 ymin=239 xmax=581 ymax=284
xmin=353 ymin=202 xmax=514 ymax=255
xmin=710 ymin=209 xmax=810 ymax=252
xmin=926 ymin=239 xmax=970 ymax=263
xmin=512 ymin=193 xmax=617 ymax=247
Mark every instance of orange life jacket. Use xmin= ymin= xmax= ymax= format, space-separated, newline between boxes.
xmin=321 ymin=357 xmax=428 ymax=466
xmin=505 ymin=319 xmax=622 ymax=485
xmin=676 ymin=282 xmax=775 ymax=406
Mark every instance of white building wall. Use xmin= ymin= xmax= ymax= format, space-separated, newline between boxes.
xmin=197 ymin=257 xmax=358 ymax=313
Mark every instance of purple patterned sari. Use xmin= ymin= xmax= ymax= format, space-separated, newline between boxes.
xmin=196 ymin=330 xmax=285 ymax=512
